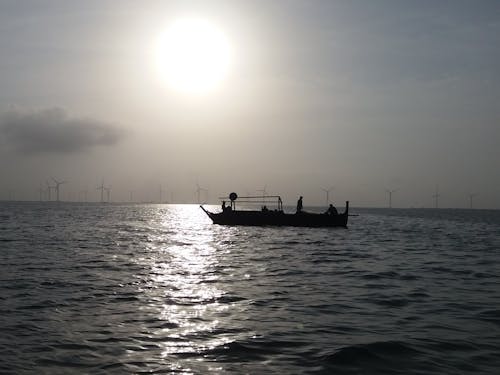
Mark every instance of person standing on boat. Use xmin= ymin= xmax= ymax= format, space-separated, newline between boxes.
xmin=296 ymin=196 xmax=303 ymax=213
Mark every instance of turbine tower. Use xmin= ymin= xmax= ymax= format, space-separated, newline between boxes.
xmin=159 ymin=184 xmax=165 ymax=203
xmin=97 ymin=181 xmax=105 ymax=203
xmin=104 ymin=186 xmax=111 ymax=203
xmin=129 ymin=190 xmax=134 ymax=202
xmin=46 ymin=180 xmax=55 ymax=201
xmin=195 ymin=183 xmax=207 ymax=204
xmin=321 ymin=186 xmax=334 ymax=206
xmin=432 ymin=185 xmax=441 ymax=209
xmin=468 ymin=193 xmax=477 ymax=209
xmin=52 ymin=177 xmax=67 ymax=202
xmin=386 ymin=189 xmax=397 ymax=208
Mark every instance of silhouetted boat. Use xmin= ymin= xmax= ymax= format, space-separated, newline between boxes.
xmin=200 ymin=193 xmax=349 ymax=228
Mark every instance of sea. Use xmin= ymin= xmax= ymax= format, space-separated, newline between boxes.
xmin=1 ymin=202 xmax=499 ymax=374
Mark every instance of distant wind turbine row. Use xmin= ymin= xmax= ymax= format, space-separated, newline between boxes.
xmin=383 ymin=186 xmax=479 ymax=209
xmin=1 ymin=181 xmax=482 ymax=208
xmin=29 ymin=179 xmax=188 ymax=204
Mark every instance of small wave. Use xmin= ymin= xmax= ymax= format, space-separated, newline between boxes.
xmin=423 ymin=338 xmax=479 ymax=352
xmin=475 ymin=309 xmax=500 ymax=325
xmin=201 ymin=338 xmax=307 ymax=362
xmin=132 ymin=318 xmax=179 ymax=329
xmin=218 ymin=294 xmax=247 ymax=303
xmin=52 ymin=343 xmax=95 ymax=351
xmin=375 ymin=298 xmax=409 ymax=308
xmin=18 ymin=299 xmax=64 ymax=310
xmin=88 ymin=336 xmax=134 ymax=344
xmin=318 ymin=341 xmax=421 ymax=373
xmin=362 ymin=270 xmax=400 ymax=280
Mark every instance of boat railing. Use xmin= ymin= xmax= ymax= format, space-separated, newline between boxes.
xmin=218 ymin=195 xmax=283 ymax=211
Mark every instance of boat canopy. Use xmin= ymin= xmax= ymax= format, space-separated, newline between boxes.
xmin=219 ymin=192 xmax=283 ymax=211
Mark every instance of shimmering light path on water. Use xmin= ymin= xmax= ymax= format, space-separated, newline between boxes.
xmin=1 ymin=203 xmax=500 ymax=374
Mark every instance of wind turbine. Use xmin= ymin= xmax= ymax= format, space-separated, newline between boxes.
xmin=468 ymin=193 xmax=477 ymax=209
xmin=51 ymin=177 xmax=67 ymax=202
xmin=321 ymin=186 xmax=334 ymax=206
xmin=104 ymin=186 xmax=111 ymax=203
xmin=195 ymin=183 xmax=208 ymax=204
xmin=46 ymin=180 xmax=55 ymax=201
xmin=129 ymin=190 xmax=134 ymax=202
xmin=97 ymin=180 xmax=105 ymax=203
xmin=432 ymin=185 xmax=441 ymax=209
xmin=386 ymin=189 xmax=397 ymax=208
xmin=159 ymin=184 xmax=165 ymax=203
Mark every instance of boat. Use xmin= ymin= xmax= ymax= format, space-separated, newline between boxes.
xmin=200 ymin=192 xmax=349 ymax=228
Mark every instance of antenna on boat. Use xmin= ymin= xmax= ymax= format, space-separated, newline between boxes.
xmin=432 ymin=185 xmax=441 ymax=209
xmin=386 ymin=189 xmax=397 ymax=208
xmin=257 ymin=185 xmax=267 ymax=205
xmin=468 ymin=193 xmax=477 ymax=209
xmin=51 ymin=177 xmax=67 ymax=202
xmin=321 ymin=186 xmax=334 ymax=206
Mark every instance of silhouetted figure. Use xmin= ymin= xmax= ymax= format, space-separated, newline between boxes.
xmin=222 ymin=200 xmax=226 ymax=211
xmin=262 ymin=205 xmax=268 ymax=212
xmin=296 ymin=196 xmax=303 ymax=213
xmin=326 ymin=204 xmax=338 ymax=215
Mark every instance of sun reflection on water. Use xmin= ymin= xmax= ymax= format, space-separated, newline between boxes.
xmin=137 ymin=205 xmax=239 ymax=359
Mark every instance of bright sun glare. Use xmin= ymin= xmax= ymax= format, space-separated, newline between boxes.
xmin=156 ymin=18 xmax=231 ymax=94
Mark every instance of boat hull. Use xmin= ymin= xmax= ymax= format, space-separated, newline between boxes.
xmin=201 ymin=204 xmax=349 ymax=228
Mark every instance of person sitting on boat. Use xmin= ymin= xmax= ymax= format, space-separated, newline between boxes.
xmin=262 ymin=205 xmax=269 ymax=212
xmin=326 ymin=204 xmax=338 ymax=215
xmin=296 ymin=196 xmax=303 ymax=213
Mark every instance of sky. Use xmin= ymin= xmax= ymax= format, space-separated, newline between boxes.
xmin=1 ymin=0 xmax=499 ymax=208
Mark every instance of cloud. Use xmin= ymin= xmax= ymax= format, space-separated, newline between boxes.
xmin=0 ymin=107 xmax=125 ymax=154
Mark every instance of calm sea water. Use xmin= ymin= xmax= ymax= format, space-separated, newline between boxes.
xmin=1 ymin=202 xmax=500 ymax=374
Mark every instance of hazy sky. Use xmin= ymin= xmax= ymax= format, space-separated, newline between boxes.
xmin=1 ymin=0 xmax=499 ymax=207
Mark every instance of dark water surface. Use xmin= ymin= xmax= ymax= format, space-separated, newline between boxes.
xmin=1 ymin=202 xmax=500 ymax=374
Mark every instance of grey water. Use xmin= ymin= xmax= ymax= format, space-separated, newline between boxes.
xmin=1 ymin=202 xmax=500 ymax=374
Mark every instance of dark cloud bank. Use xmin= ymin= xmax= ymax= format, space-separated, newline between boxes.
xmin=0 ymin=107 xmax=125 ymax=154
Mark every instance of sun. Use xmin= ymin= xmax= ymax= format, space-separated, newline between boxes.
xmin=155 ymin=18 xmax=231 ymax=94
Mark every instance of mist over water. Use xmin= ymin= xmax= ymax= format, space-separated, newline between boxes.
xmin=1 ymin=203 xmax=500 ymax=374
